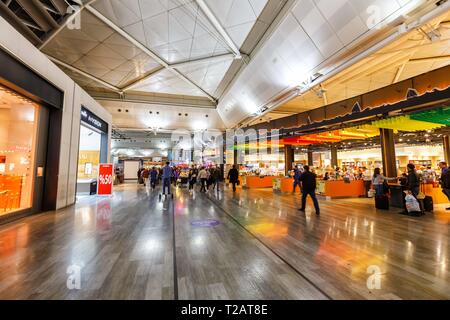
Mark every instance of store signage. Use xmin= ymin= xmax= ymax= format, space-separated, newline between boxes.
xmin=98 ymin=164 xmax=113 ymax=196
xmin=81 ymin=106 xmax=108 ymax=133
xmin=190 ymin=219 xmax=220 ymax=228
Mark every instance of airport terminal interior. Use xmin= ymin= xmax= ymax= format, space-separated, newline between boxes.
xmin=0 ymin=0 xmax=450 ymax=300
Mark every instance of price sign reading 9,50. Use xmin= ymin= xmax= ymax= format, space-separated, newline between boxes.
xmin=98 ymin=164 xmax=113 ymax=196
xmin=99 ymin=174 xmax=112 ymax=185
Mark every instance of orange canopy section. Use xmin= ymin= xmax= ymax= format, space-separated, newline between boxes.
xmin=281 ymin=125 xmax=380 ymax=146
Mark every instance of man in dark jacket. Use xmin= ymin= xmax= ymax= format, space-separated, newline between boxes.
xmin=227 ymin=165 xmax=239 ymax=192
xmin=407 ymin=163 xmax=420 ymax=197
xmin=439 ymin=162 xmax=450 ymax=210
xmin=298 ymin=166 xmax=320 ymax=215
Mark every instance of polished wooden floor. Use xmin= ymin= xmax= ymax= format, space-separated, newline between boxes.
xmin=0 ymin=183 xmax=449 ymax=300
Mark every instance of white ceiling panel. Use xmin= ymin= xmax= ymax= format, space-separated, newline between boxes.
xmin=42 ymin=10 xmax=164 ymax=89
xmin=131 ymin=69 xmax=209 ymax=97
xmin=217 ymin=0 xmax=428 ymax=127
xmin=206 ymin=0 xmax=268 ymax=48
xmin=176 ymin=57 xmax=234 ymax=94
xmin=92 ymin=0 xmax=238 ymax=64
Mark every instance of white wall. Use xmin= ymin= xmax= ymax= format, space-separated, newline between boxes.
xmin=124 ymin=161 xmax=140 ymax=180
xmin=0 ymin=16 xmax=112 ymax=210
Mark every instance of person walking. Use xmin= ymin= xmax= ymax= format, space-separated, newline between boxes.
xmin=210 ymin=167 xmax=221 ymax=192
xmin=150 ymin=167 xmax=158 ymax=190
xmin=162 ymin=162 xmax=173 ymax=195
xmin=188 ymin=166 xmax=198 ymax=192
xmin=142 ymin=167 xmax=149 ymax=187
xmin=198 ymin=167 xmax=208 ymax=192
xmin=173 ymin=167 xmax=180 ymax=186
xmin=298 ymin=166 xmax=320 ymax=215
xmin=439 ymin=162 xmax=450 ymax=210
xmin=293 ymin=167 xmax=301 ymax=193
xmin=227 ymin=165 xmax=239 ymax=192
xmin=137 ymin=167 xmax=144 ymax=185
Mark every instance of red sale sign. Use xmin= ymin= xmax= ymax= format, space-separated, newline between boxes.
xmin=98 ymin=164 xmax=113 ymax=196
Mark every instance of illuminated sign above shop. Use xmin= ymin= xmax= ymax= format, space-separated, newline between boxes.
xmin=81 ymin=106 xmax=108 ymax=133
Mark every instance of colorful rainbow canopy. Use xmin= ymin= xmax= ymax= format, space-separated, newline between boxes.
xmin=410 ymin=107 xmax=450 ymax=126
xmin=371 ymin=115 xmax=444 ymax=131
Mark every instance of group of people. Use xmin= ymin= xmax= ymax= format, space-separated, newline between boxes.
xmin=136 ymin=162 xmax=243 ymax=196
xmin=372 ymin=161 xmax=450 ymax=210
xmin=290 ymin=161 xmax=450 ymax=215
xmin=138 ymin=163 xmax=225 ymax=195
xmin=138 ymin=166 xmax=160 ymax=190
xmin=186 ymin=165 xmax=222 ymax=193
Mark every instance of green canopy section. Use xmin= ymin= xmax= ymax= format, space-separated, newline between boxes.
xmin=411 ymin=107 xmax=450 ymax=126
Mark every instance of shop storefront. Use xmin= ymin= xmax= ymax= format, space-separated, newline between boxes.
xmin=76 ymin=107 xmax=109 ymax=196
xmin=0 ymin=86 xmax=40 ymax=217
xmin=0 ymin=48 xmax=64 ymax=222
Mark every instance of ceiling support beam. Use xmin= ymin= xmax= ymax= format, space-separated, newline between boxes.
xmin=393 ymin=62 xmax=407 ymax=83
xmin=38 ymin=0 xmax=98 ymax=50
xmin=121 ymin=67 xmax=165 ymax=92
xmin=85 ymin=4 xmax=217 ymax=102
xmin=120 ymin=53 xmax=235 ymax=93
xmin=47 ymin=55 xmax=121 ymax=92
xmin=90 ymin=91 xmax=217 ymax=109
xmin=0 ymin=1 xmax=43 ymax=45
xmin=49 ymin=0 xmax=69 ymax=15
xmin=169 ymin=53 xmax=235 ymax=69
xmin=409 ymin=54 xmax=450 ymax=64
xmin=16 ymin=0 xmax=53 ymax=32
xmin=194 ymin=0 xmax=241 ymax=58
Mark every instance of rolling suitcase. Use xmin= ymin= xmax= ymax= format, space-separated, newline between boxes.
xmin=375 ymin=195 xmax=389 ymax=210
xmin=423 ymin=196 xmax=433 ymax=212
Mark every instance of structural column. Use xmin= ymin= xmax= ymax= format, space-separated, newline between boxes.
xmin=380 ymin=128 xmax=397 ymax=178
xmin=443 ymin=135 xmax=450 ymax=165
xmin=284 ymin=145 xmax=294 ymax=176
xmin=307 ymin=149 xmax=314 ymax=166
xmin=330 ymin=144 xmax=338 ymax=168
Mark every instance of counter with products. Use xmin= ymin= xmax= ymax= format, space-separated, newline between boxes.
xmin=318 ymin=180 xmax=366 ymax=198
xmin=422 ymin=183 xmax=449 ymax=204
xmin=242 ymin=175 xmax=276 ymax=189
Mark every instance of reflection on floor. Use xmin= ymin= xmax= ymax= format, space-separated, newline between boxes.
xmin=0 ymin=183 xmax=448 ymax=300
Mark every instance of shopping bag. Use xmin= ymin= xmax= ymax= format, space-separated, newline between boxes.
xmin=405 ymin=194 xmax=421 ymax=213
